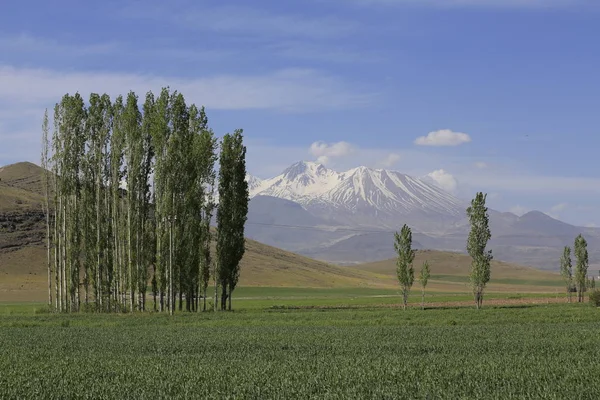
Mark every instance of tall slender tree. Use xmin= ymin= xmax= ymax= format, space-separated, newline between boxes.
xmin=216 ymin=130 xmax=249 ymax=311
xmin=418 ymin=260 xmax=430 ymax=310
xmin=574 ymin=234 xmax=589 ymax=303
xmin=394 ymin=224 xmax=415 ymax=310
xmin=467 ymin=192 xmax=492 ymax=310
xmin=41 ymin=109 xmax=52 ymax=308
xmin=559 ymin=246 xmax=573 ymax=303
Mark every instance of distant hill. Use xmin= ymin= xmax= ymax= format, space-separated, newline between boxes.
xmin=351 ymin=249 xmax=564 ymax=291
xmin=0 ymin=162 xmax=393 ymax=301
xmin=243 ymin=161 xmax=600 ymax=271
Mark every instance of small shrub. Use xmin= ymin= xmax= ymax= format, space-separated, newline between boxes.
xmin=33 ymin=305 xmax=52 ymax=315
xmin=60 ymin=320 xmax=70 ymax=328
xmin=589 ymin=290 xmax=600 ymax=307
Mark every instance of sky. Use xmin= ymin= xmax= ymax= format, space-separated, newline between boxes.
xmin=1 ymin=0 xmax=599 ymax=226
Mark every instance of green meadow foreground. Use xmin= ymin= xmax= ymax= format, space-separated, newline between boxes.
xmin=1 ymin=298 xmax=599 ymax=399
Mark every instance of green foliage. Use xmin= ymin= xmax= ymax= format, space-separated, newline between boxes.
xmin=394 ymin=224 xmax=415 ymax=310
xmin=2 ymin=306 xmax=600 ymax=398
xmin=43 ymin=88 xmax=230 ymax=314
xmin=559 ymin=246 xmax=572 ymax=302
xmin=419 ymin=260 xmax=430 ymax=289
xmin=589 ymin=290 xmax=600 ymax=307
xmin=466 ymin=192 xmax=493 ymax=309
xmin=574 ymin=234 xmax=589 ymax=303
xmin=216 ymin=130 xmax=249 ymax=310
xmin=418 ymin=260 xmax=431 ymax=310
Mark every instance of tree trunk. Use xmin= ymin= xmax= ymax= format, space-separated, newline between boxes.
xmin=214 ymin=263 xmax=218 ymax=312
xmin=169 ymin=218 xmax=174 ymax=316
xmin=45 ymin=197 xmax=52 ymax=308
xmin=221 ymin=285 xmax=227 ymax=311
xmin=96 ymin=171 xmax=102 ymax=310
xmin=421 ymin=289 xmax=424 ymax=311
xmin=228 ymin=290 xmax=232 ymax=311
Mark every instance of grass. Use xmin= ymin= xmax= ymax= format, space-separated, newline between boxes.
xmin=0 ymin=303 xmax=599 ymax=399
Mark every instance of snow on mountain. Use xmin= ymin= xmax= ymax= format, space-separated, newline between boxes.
xmin=246 ymin=173 xmax=263 ymax=193
xmin=250 ymin=161 xmax=465 ymax=230
xmin=214 ymin=174 xmax=263 ymax=201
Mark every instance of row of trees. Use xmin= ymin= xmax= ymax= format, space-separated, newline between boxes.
xmin=560 ymin=235 xmax=593 ymax=303
xmin=395 ymin=191 xmax=492 ymax=310
xmin=40 ymin=88 xmax=249 ymax=313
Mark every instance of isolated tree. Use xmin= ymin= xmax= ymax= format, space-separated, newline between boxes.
xmin=41 ymin=109 xmax=52 ymax=307
xmin=418 ymin=260 xmax=430 ymax=310
xmin=394 ymin=224 xmax=415 ymax=310
xmin=467 ymin=192 xmax=493 ymax=310
xmin=559 ymin=246 xmax=573 ymax=303
xmin=574 ymin=234 xmax=589 ymax=303
xmin=216 ymin=130 xmax=249 ymax=311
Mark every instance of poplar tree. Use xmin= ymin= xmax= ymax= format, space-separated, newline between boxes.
xmin=195 ymin=112 xmax=217 ymax=312
xmin=123 ymin=92 xmax=142 ymax=312
xmin=418 ymin=260 xmax=430 ymax=310
xmin=217 ymin=130 xmax=249 ymax=311
xmin=394 ymin=224 xmax=415 ymax=310
xmin=110 ymin=96 xmax=126 ymax=311
xmin=467 ymin=192 xmax=492 ymax=310
xmin=559 ymin=246 xmax=573 ymax=303
xmin=41 ymin=109 xmax=52 ymax=308
xmin=574 ymin=234 xmax=589 ymax=303
xmin=150 ymin=88 xmax=171 ymax=313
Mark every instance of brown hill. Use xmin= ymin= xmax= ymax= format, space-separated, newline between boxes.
xmin=0 ymin=161 xmax=394 ymax=301
xmin=350 ymin=249 xmax=563 ymax=292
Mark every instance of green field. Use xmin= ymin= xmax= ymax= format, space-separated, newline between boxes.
xmin=1 ymin=299 xmax=599 ymax=399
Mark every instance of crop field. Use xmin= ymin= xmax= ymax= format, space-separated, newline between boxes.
xmin=1 ymin=303 xmax=599 ymax=399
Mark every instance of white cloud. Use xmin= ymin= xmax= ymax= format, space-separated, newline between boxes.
xmin=379 ymin=153 xmax=401 ymax=168
xmin=414 ymin=129 xmax=471 ymax=147
xmin=309 ymin=141 xmax=355 ymax=165
xmin=426 ymin=169 xmax=459 ymax=194
xmin=0 ymin=65 xmax=373 ymax=112
xmin=509 ymin=205 xmax=529 ymax=216
xmin=475 ymin=161 xmax=487 ymax=169
xmin=547 ymin=202 xmax=568 ymax=219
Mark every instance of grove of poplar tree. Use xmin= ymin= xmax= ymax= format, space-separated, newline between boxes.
xmin=40 ymin=88 xmax=249 ymax=313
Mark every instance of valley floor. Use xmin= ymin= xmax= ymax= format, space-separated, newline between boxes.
xmin=1 ymin=297 xmax=599 ymax=399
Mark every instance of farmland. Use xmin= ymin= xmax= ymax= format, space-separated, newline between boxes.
xmin=1 ymin=303 xmax=599 ymax=399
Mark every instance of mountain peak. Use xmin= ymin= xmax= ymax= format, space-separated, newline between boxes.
xmin=282 ymin=160 xmax=329 ymax=180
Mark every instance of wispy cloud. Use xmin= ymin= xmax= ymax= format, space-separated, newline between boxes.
xmin=0 ymin=34 xmax=118 ymax=56
xmin=123 ymin=4 xmax=357 ymax=39
xmin=0 ymin=65 xmax=374 ymax=112
xmin=309 ymin=141 xmax=356 ymax=165
xmin=346 ymin=0 xmax=588 ymax=9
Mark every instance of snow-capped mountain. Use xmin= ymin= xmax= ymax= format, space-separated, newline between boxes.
xmin=246 ymin=173 xmax=263 ymax=193
xmin=244 ymin=161 xmax=600 ymax=269
xmin=250 ymin=161 xmax=465 ymax=231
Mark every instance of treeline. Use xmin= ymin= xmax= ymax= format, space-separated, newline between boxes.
xmin=40 ymin=88 xmax=249 ymax=313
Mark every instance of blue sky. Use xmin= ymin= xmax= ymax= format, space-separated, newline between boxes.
xmin=1 ymin=0 xmax=599 ymax=226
